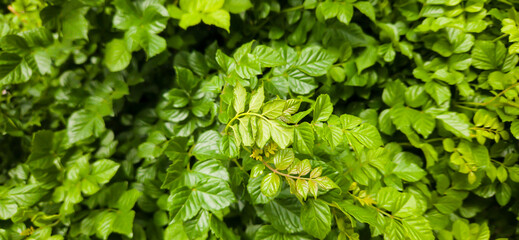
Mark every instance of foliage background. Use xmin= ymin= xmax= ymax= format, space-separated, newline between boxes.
xmin=0 ymin=0 xmax=519 ymax=239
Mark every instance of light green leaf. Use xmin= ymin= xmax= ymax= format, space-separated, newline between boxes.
xmin=105 ymin=39 xmax=132 ymax=72
xmin=223 ymin=0 xmax=253 ymax=14
xmin=436 ymin=113 xmax=471 ymax=138
xmin=347 ymin=123 xmax=383 ymax=149
xmin=270 ymin=120 xmax=294 ymax=149
xmin=248 ymin=174 xmax=275 ymax=204
xmin=202 ymin=9 xmax=231 ymax=32
xmin=296 ymin=46 xmax=337 ymax=76
xmin=67 ymin=109 xmax=106 ymax=143
xmin=434 ymin=196 xmax=462 ymax=214
xmin=355 ymin=45 xmax=378 ymax=73
xmin=256 ymin=118 xmax=271 ymax=148
xmin=112 ymin=210 xmax=135 ymax=237
xmin=511 ymin=121 xmax=519 ymax=139
xmin=255 ymin=225 xmax=312 ymax=240
xmin=294 ymin=122 xmax=314 ymax=155
xmin=233 ymin=82 xmax=247 ymax=114
xmin=496 ymin=182 xmax=511 ymax=206
xmin=301 ymin=199 xmax=331 ymax=239
xmin=382 ymin=80 xmax=406 ymax=107
xmin=425 ymin=81 xmax=451 ymax=105
xmin=471 ymin=40 xmax=506 ymax=70
xmin=393 ymin=152 xmax=427 ymax=182
xmin=354 ymin=2 xmax=376 ymax=22
xmin=91 ymin=159 xmax=120 ymax=185
xmin=0 ymin=53 xmax=32 ymax=86
xmin=313 ymin=94 xmax=333 ymax=123
xmin=210 ymin=215 xmax=239 ymax=240
xmin=219 ymin=135 xmax=239 ymax=158
xmin=262 ymin=100 xmax=286 ymax=119
xmin=193 ymin=130 xmax=223 ymax=161
xmin=0 ymin=199 xmax=17 ymax=220
xmin=265 ymin=199 xmax=303 ymax=233
xmin=252 ymin=45 xmax=285 ymax=67
xmin=249 ymin=85 xmax=264 ymax=113
xmin=402 ymin=216 xmax=435 ymax=240
xmin=273 ymin=148 xmax=295 ymax=170
xmin=412 ymin=112 xmax=435 ymax=139
xmin=115 ymin=189 xmax=142 ymax=210
xmin=287 ymin=69 xmax=317 ymax=95
xmin=96 ymin=211 xmax=116 ymax=239
xmin=261 ymin=173 xmax=281 ymax=197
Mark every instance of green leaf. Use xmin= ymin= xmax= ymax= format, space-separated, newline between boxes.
xmin=248 ymin=174 xmax=275 ymax=204
xmin=436 ymin=113 xmax=471 ymax=138
xmin=138 ymin=32 xmax=167 ymax=58
xmin=273 ymin=148 xmax=295 ymax=170
xmin=202 ymin=9 xmax=231 ymax=32
xmin=67 ymin=109 xmax=106 ymax=143
xmin=96 ymin=211 xmax=116 ymax=239
xmin=313 ymin=94 xmax=333 ymax=123
xmin=412 ymin=112 xmax=435 ymax=138
xmin=91 ymin=159 xmax=120 ymax=185
xmin=168 ymin=178 xmax=235 ymax=222
xmin=233 ymin=82 xmax=247 ymax=114
xmin=115 ymin=189 xmax=142 ymax=210
xmin=223 ymin=0 xmax=253 ymax=14
xmin=355 ymin=46 xmax=378 ymax=73
xmin=0 ymin=199 xmax=17 ymax=220
xmin=0 ymin=53 xmax=32 ymax=86
xmin=296 ymin=46 xmax=337 ymax=76
xmin=301 ymin=199 xmax=331 ymax=239
xmin=270 ymin=120 xmax=294 ymax=149
xmin=192 ymin=159 xmax=230 ymax=181
xmin=105 ymin=39 xmax=132 ymax=72
xmin=61 ymin=2 xmax=89 ymax=41
xmin=402 ymin=216 xmax=435 ymax=240
xmin=219 ymin=135 xmax=239 ymax=158
xmin=265 ymin=199 xmax=303 ymax=233
xmin=496 ymin=183 xmax=511 ymax=206
xmin=210 ymin=215 xmax=239 ymax=240
xmin=382 ymin=80 xmax=406 ymax=107
xmin=175 ymin=66 xmax=199 ymax=92
xmin=434 ymin=196 xmax=462 ymax=214
xmin=393 ymin=152 xmax=427 ymax=182
xmin=112 ymin=210 xmax=135 ymax=237
xmin=354 ymin=2 xmax=376 ymax=22
xmin=346 ymin=123 xmax=383 ymax=149
xmin=287 ymin=69 xmax=317 ymax=95
xmin=8 ymin=184 xmax=47 ymax=207
xmin=497 ymin=165 xmax=508 ymax=183
xmin=293 ymin=122 xmax=314 ymax=155
xmin=262 ymin=100 xmax=285 ymax=119
xmin=405 ymin=85 xmax=428 ymax=108
xmin=425 ymin=81 xmax=451 ymax=105
xmin=249 ymin=85 xmax=264 ymax=113
xmin=193 ymin=130 xmax=223 ymax=161
xmin=471 ymin=40 xmax=506 ymax=70
xmin=252 ymin=45 xmax=285 ymax=67
xmin=511 ymin=121 xmax=519 ymax=139
xmin=261 ymin=173 xmax=281 ymax=197
xmin=255 ymin=225 xmax=312 ymax=240
xmin=256 ymin=118 xmax=271 ymax=148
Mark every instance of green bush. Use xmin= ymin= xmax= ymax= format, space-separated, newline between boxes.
xmin=1 ymin=0 xmax=519 ymax=239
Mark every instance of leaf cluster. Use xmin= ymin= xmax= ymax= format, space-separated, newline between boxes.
xmin=1 ymin=0 xmax=519 ymax=240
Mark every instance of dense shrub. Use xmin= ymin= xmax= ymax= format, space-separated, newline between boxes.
xmin=1 ymin=0 xmax=519 ymax=239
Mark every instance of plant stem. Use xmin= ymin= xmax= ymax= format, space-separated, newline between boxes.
xmin=223 ymin=112 xmax=270 ymax=134
xmin=232 ymin=158 xmax=249 ymax=176
xmin=261 ymin=160 xmax=311 ymax=180
xmin=459 ymin=82 xmax=519 ymax=107
xmin=281 ymin=5 xmax=305 ymax=12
